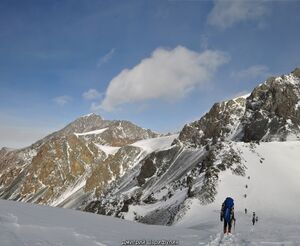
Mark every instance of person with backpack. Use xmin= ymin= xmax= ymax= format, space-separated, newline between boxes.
xmin=220 ymin=197 xmax=235 ymax=234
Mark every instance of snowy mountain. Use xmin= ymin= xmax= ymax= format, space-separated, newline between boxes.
xmin=83 ymin=68 xmax=300 ymax=226
xmin=0 ymin=68 xmax=300 ymax=242
xmin=179 ymin=67 xmax=300 ymax=146
xmin=0 ymin=114 xmax=160 ymax=207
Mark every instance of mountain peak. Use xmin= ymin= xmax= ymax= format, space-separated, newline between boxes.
xmin=178 ymin=68 xmax=300 ymax=147
xmin=80 ymin=113 xmax=102 ymax=120
xmin=260 ymin=68 xmax=300 ymax=88
xmin=58 ymin=113 xmax=106 ymax=136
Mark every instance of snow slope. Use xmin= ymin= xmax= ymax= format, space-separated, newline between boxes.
xmin=178 ymin=141 xmax=300 ymax=224
xmin=1 ymin=194 xmax=300 ymax=246
xmin=0 ymin=199 xmax=206 ymax=246
xmin=175 ymin=140 xmax=300 ymax=245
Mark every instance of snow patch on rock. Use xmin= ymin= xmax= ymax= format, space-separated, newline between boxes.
xmin=74 ymin=128 xmax=108 ymax=137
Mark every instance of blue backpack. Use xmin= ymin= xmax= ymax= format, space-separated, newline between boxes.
xmin=224 ymin=197 xmax=234 ymax=222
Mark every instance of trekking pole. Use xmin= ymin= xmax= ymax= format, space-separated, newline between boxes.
xmin=233 ymin=218 xmax=236 ymax=233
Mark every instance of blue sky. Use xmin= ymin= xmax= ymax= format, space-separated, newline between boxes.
xmin=1 ymin=0 xmax=300 ymax=148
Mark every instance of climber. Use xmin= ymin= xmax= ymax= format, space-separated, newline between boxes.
xmin=252 ymin=212 xmax=256 ymax=225
xmin=220 ymin=197 xmax=235 ymax=234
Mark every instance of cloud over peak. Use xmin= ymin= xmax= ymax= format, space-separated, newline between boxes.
xmin=99 ymin=46 xmax=230 ymax=111
xmin=53 ymin=95 xmax=72 ymax=106
xmin=208 ymin=0 xmax=269 ymax=30
xmin=83 ymin=89 xmax=102 ymax=100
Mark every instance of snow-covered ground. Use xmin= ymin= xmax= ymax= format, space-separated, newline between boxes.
xmin=1 ymin=197 xmax=300 ymax=246
xmin=0 ymin=199 xmax=205 ymax=246
xmin=178 ymin=141 xmax=300 ymax=224
xmin=1 ymin=141 xmax=300 ymax=245
xmin=176 ymin=141 xmax=300 ymax=245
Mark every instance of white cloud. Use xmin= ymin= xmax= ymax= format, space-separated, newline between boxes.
xmin=208 ymin=0 xmax=268 ymax=29
xmin=231 ymin=65 xmax=270 ymax=81
xmin=82 ymin=89 xmax=102 ymax=100
xmin=99 ymin=46 xmax=230 ymax=111
xmin=53 ymin=95 xmax=72 ymax=106
xmin=97 ymin=48 xmax=115 ymax=67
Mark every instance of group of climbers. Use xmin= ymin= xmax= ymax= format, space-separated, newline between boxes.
xmin=182 ymin=175 xmax=259 ymax=234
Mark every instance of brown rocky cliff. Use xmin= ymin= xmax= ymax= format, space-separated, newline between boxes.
xmin=0 ymin=113 xmax=159 ymax=206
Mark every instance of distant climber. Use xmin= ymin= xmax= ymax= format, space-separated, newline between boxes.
xmin=252 ymin=212 xmax=256 ymax=225
xmin=220 ymin=197 xmax=235 ymax=234
xmin=245 ymin=208 xmax=247 ymax=214
xmin=256 ymin=216 xmax=258 ymax=223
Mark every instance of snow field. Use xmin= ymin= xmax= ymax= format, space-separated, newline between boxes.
xmin=0 ymin=199 xmax=205 ymax=246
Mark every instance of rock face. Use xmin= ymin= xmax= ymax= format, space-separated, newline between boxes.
xmin=178 ymin=96 xmax=247 ymax=147
xmin=84 ymin=145 xmax=142 ymax=196
xmin=0 ymin=114 xmax=159 ymax=206
xmin=1 ymin=68 xmax=300 ymax=226
xmin=78 ymin=120 xmax=157 ymax=147
xmin=179 ymin=68 xmax=300 ymax=145
xmin=242 ymin=73 xmax=300 ymax=142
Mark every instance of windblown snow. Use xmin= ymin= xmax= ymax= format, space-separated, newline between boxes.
xmin=74 ymin=128 xmax=108 ymax=136
xmin=232 ymin=93 xmax=251 ymax=101
xmin=131 ymin=134 xmax=178 ymax=153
